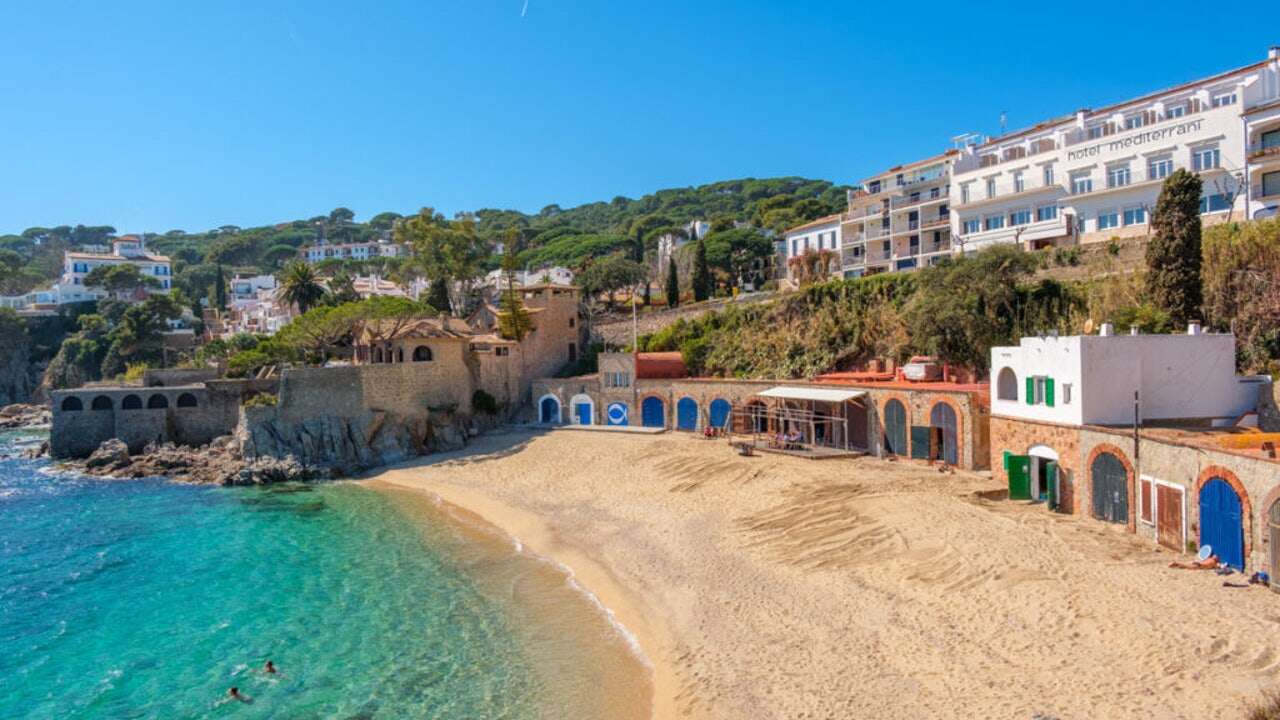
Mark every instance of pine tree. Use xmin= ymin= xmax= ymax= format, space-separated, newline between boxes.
xmin=665 ymin=257 xmax=680 ymax=308
xmin=692 ymin=237 xmax=712 ymax=302
xmin=213 ymin=263 xmax=227 ymax=310
xmin=1145 ymin=169 xmax=1204 ymax=324
xmin=427 ymin=275 xmax=452 ymax=313
xmin=497 ymin=245 xmax=534 ymax=342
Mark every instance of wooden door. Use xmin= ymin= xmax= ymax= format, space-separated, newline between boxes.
xmin=1090 ymin=452 xmax=1128 ymax=525
xmin=883 ymin=400 xmax=906 ymax=456
xmin=1007 ymin=455 xmax=1031 ymax=500
xmin=1156 ymin=484 xmax=1183 ymax=551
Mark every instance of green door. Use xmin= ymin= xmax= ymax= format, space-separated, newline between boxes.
xmin=1008 ymin=455 xmax=1032 ymax=500
xmin=1045 ymin=460 xmax=1058 ymax=509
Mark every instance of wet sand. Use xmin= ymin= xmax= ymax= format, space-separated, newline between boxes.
xmin=369 ymin=428 xmax=1280 ymax=719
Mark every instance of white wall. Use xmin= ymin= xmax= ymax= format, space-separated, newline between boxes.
xmin=991 ymin=331 xmax=1269 ymax=426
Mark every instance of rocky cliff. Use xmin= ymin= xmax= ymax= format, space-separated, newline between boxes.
xmin=0 ymin=316 xmax=36 ymax=406
xmin=237 ymin=406 xmax=479 ymax=476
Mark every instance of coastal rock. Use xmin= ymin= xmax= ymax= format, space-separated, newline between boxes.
xmin=85 ymin=439 xmax=130 ymax=469
xmin=0 ymin=403 xmax=51 ymax=430
xmin=238 ymin=407 xmax=472 ymax=475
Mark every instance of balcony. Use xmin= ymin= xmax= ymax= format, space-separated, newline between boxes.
xmin=867 ymin=248 xmax=892 ymax=262
xmin=1249 ymin=143 xmax=1280 ymax=162
xmin=888 ymin=190 xmax=947 ymax=211
xmin=841 ymin=248 xmax=865 ymax=265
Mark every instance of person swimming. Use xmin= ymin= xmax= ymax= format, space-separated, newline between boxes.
xmin=264 ymin=660 xmax=277 ymax=674
xmin=228 ymin=687 xmax=251 ymax=703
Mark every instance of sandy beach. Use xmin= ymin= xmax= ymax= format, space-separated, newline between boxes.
xmin=369 ymin=428 xmax=1280 ymax=719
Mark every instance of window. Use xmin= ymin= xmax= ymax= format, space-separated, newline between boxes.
xmin=412 ymin=346 xmax=433 ymax=362
xmin=1123 ymin=206 xmax=1146 ymax=226
xmin=1165 ymin=103 xmax=1186 ymax=119
xmin=568 ymin=343 xmax=577 ymax=363
xmin=1036 ymin=205 xmax=1058 ymax=222
xmin=1124 ymin=114 xmax=1145 ymax=129
xmin=986 ymin=178 xmax=996 ymax=198
xmin=1263 ymin=129 xmax=1280 ymax=151
xmin=983 ymin=214 xmax=1005 ymax=231
xmin=1106 ymin=165 xmax=1131 ymax=188
xmin=1071 ymin=172 xmax=1093 ymax=195
xmin=1263 ymin=171 xmax=1280 ymax=198
xmin=996 ymin=367 xmax=1018 ymax=400
xmin=1010 ymin=209 xmax=1031 ymax=226
xmin=1043 ymin=165 xmax=1055 ymax=186
xmin=963 ymin=218 xmax=981 ymax=234
xmin=1062 ymin=383 xmax=1072 ymax=405
xmin=1087 ymin=125 xmax=1104 ymax=140
xmin=960 ymin=184 xmax=971 ymax=204
xmin=1148 ymin=157 xmax=1173 ymax=180
xmin=868 ymin=180 xmax=881 ymax=194
xmin=938 ymin=203 xmax=948 ymax=217
xmin=1013 ymin=171 xmax=1025 ymax=193
xmin=1199 ymin=193 xmax=1231 ymax=214
xmin=1192 ymin=146 xmax=1220 ymax=171
xmin=1097 ymin=210 xmax=1120 ymax=230
xmin=790 ymin=239 xmax=797 ymax=256
xmin=495 ymin=346 xmax=510 ymax=357
xmin=1026 ymin=375 xmax=1056 ymax=407
xmin=568 ymin=317 xmax=575 ymax=328
xmin=1211 ymin=92 xmax=1237 ymax=108
xmin=930 ymin=186 xmax=940 ymax=199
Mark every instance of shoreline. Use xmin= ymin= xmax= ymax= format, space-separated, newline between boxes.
xmin=364 ymin=470 xmax=678 ymax=720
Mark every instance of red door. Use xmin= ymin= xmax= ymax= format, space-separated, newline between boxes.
xmin=1157 ymin=484 xmax=1183 ymax=551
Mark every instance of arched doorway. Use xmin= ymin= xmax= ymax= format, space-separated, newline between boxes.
xmin=641 ymin=396 xmax=665 ymax=428
xmin=1200 ymin=478 xmax=1244 ymax=570
xmin=60 ymin=396 xmax=83 ymax=411
xmin=606 ymin=402 xmax=629 ymax=426
xmin=147 ymin=394 xmax=169 ymax=409
xmin=708 ymin=399 xmax=731 ymax=430
xmin=1090 ymin=452 xmax=1128 ymax=524
xmin=538 ymin=395 xmax=561 ymax=424
xmin=91 ymin=395 xmax=113 ymax=411
xmin=176 ymin=393 xmax=198 ymax=408
xmin=929 ymin=402 xmax=958 ymax=465
xmin=569 ymin=393 xmax=594 ymax=425
xmin=1027 ymin=444 xmax=1060 ymax=505
xmin=121 ymin=394 xmax=142 ymax=410
xmin=883 ymin=399 xmax=907 ymax=456
xmin=676 ymin=397 xmax=698 ymax=431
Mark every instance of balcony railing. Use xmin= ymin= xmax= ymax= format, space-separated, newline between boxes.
xmin=889 ymin=190 xmax=947 ymax=211
xmin=868 ymin=249 xmax=892 ymax=262
xmin=1249 ymin=143 xmax=1280 ymax=161
xmin=864 ymin=225 xmax=889 ymax=240
xmin=1254 ymin=185 xmax=1280 ymax=200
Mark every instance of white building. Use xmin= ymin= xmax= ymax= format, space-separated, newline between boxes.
xmin=45 ymin=236 xmax=174 ymax=306
xmin=655 ymin=219 xmax=711 ymax=270
xmin=780 ymin=214 xmax=842 ymax=280
xmin=302 ymin=241 xmax=406 ymax=264
xmin=989 ymin=324 xmax=1267 ymax=428
xmin=482 ymin=266 xmax=575 ymax=291
xmin=839 ymin=153 xmax=955 ymax=277
xmin=952 ymin=47 xmax=1280 ymax=252
xmin=229 ymin=274 xmax=277 ymax=304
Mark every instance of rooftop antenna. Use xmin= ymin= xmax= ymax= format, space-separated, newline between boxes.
xmin=999 ymin=111 xmax=1008 ymax=135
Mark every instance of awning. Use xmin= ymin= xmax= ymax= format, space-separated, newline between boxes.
xmin=755 ymin=386 xmax=867 ymax=403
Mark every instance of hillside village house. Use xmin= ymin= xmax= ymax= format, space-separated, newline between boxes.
xmin=951 ymin=47 xmax=1280 ymax=252
xmin=989 ymin=326 xmax=1278 ymax=572
xmin=655 ymin=220 xmax=711 ymax=271
xmin=3 ymin=236 xmax=175 ymax=311
xmin=780 ymin=214 xmax=841 ymax=281
xmin=301 ymin=240 xmax=406 ymax=264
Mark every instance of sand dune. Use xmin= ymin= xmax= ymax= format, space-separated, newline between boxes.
xmin=370 ymin=429 xmax=1280 ymax=719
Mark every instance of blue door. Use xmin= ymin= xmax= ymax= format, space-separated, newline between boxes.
xmin=709 ymin=399 xmax=731 ymax=430
xmin=1200 ymin=478 xmax=1244 ymax=570
xmin=641 ymin=397 xmax=665 ymax=428
xmin=676 ymin=397 xmax=698 ymax=431
xmin=883 ymin=400 xmax=907 ymax=456
xmin=606 ymin=402 xmax=628 ymax=426
xmin=539 ymin=397 xmax=560 ymax=424
xmin=574 ymin=402 xmax=592 ymax=425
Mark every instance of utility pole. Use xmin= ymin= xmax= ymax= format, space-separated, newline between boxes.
xmin=1133 ymin=390 xmax=1141 ymax=477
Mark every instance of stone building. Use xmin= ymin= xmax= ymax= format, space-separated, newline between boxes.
xmin=988 ymin=326 xmax=1279 ymax=573
xmin=531 ymin=352 xmax=991 ymax=470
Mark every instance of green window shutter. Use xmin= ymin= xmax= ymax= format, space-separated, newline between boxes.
xmin=1045 ymin=377 xmax=1055 ymax=407
xmin=1025 ymin=377 xmax=1035 ymax=405
xmin=1002 ymin=450 xmax=1011 ymax=470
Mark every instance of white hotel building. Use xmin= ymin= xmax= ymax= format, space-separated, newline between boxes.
xmin=837 ymin=153 xmax=954 ymax=277
xmin=301 ymin=240 xmax=406 ymax=264
xmin=951 ymin=47 xmax=1280 ymax=251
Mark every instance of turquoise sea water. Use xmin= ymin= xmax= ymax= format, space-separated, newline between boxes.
xmin=0 ymin=431 xmax=649 ymax=719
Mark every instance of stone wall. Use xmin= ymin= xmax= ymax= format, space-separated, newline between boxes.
xmin=531 ymin=375 xmax=990 ymax=470
xmin=51 ymin=385 xmax=228 ymax=457
xmin=1260 ymin=382 xmax=1280 ymax=432
xmin=275 ymin=353 xmax=474 ymax=425
xmin=989 ymin=415 xmax=1083 ymax=511
xmin=142 ymin=368 xmax=219 ymax=387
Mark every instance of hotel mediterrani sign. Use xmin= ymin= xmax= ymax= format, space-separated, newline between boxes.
xmin=1067 ymin=119 xmax=1205 ymax=162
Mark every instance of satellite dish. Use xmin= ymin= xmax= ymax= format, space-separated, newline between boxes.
xmin=1083 ymin=318 xmax=1095 ymax=335
xmin=1197 ymin=545 xmax=1213 ymax=562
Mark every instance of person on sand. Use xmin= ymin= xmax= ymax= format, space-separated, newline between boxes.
xmin=228 ymin=687 xmax=251 ymax=703
xmin=263 ymin=660 xmax=277 ymax=674
xmin=1170 ymin=555 xmax=1219 ymax=570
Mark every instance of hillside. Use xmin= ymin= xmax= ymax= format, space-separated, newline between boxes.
xmin=0 ymin=177 xmax=851 ymax=305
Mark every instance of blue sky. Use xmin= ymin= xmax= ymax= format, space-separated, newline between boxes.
xmin=0 ymin=1 xmax=1272 ymax=234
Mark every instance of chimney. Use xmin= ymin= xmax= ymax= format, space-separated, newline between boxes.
xmin=1270 ymin=46 xmax=1280 ymax=60
xmin=1100 ymin=322 xmax=1114 ymax=337
xmin=1187 ymin=322 xmax=1202 ymax=336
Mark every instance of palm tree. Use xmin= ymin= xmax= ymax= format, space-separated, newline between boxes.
xmin=277 ymin=261 xmax=326 ymax=314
